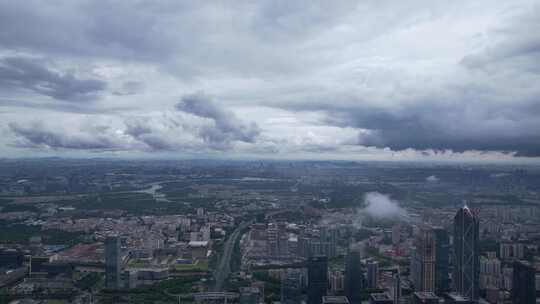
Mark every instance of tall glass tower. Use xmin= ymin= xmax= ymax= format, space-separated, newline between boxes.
xmin=413 ymin=226 xmax=436 ymax=292
xmin=433 ymin=227 xmax=449 ymax=295
xmin=307 ymin=256 xmax=328 ymax=304
xmin=512 ymin=260 xmax=536 ymax=304
xmin=345 ymin=248 xmax=364 ymax=304
xmin=452 ymin=206 xmax=479 ymax=300
xmin=105 ymin=236 xmax=121 ymax=289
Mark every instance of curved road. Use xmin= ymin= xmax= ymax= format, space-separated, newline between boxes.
xmin=212 ymin=222 xmax=248 ymax=291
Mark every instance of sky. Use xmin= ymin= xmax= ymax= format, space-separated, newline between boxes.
xmin=0 ymin=1 xmax=539 ymax=162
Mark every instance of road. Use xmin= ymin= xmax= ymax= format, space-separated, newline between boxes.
xmin=212 ymin=222 xmax=248 ymax=291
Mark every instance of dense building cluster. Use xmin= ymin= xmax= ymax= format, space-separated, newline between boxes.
xmin=0 ymin=160 xmax=539 ymax=303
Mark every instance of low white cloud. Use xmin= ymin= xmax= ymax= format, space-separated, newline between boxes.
xmin=490 ymin=173 xmax=510 ymax=178
xmin=426 ymin=175 xmax=440 ymax=182
xmin=361 ymin=192 xmax=408 ymax=220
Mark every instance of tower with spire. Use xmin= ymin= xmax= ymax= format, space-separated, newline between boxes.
xmin=452 ymin=205 xmax=479 ymax=301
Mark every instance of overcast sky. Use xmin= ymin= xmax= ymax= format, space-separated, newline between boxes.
xmin=1 ymin=1 xmax=539 ymax=162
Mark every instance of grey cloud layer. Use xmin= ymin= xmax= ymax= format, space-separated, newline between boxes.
xmin=175 ymin=93 xmax=260 ymax=144
xmin=272 ymin=5 xmax=540 ymax=157
xmin=0 ymin=1 xmax=539 ymax=159
xmin=8 ymin=94 xmax=262 ymax=153
xmin=0 ymin=57 xmax=106 ymax=101
xmin=9 ymin=121 xmax=122 ymax=150
xmin=312 ymin=96 xmax=540 ymax=157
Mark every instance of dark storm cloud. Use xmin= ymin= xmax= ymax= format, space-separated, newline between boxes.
xmin=0 ymin=57 xmax=106 ymax=101
xmin=175 ymin=93 xmax=261 ymax=144
xmin=281 ymin=91 xmax=540 ymax=156
xmin=8 ymin=121 xmax=120 ymax=150
xmin=269 ymin=6 xmax=540 ymax=157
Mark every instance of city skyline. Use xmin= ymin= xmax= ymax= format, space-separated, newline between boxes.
xmin=0 ymin=1 xmax=539 ymax=303
xmin=0 ymin=159 xmax=538 ymax=303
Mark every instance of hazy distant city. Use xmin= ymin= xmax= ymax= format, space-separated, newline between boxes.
xmin=0 ymin=159 xmax=539 ymax=303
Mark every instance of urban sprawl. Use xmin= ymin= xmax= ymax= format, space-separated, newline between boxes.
xmin=0 ymin=159 xmax=539 ymax=304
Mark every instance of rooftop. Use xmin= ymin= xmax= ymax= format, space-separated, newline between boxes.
xmin=323 ymin=296 xmax=350 ymax=304
xmin=445 ymin=292 xmax=470 ymax=302
xmin=188 ymin=241 xmax=209 ymax=247
xmin=414 ymin=292 xmax=439 ymax=300
xmin=370 ymin=293 xmax=392 ymax=301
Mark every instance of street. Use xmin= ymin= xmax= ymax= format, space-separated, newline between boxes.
xmin=212 ymin=222 xmax=248 ymax=291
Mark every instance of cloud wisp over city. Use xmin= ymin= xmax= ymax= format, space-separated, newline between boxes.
xmin=1 ymin=1 xmax=539 ymax=161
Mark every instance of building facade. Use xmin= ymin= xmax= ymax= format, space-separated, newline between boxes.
xmin=345 ymin=248 xmax=364 ymax=304
xmin=453 ymin=206 xmax=479 ymax=300
xmin=308 ymin=256 xmax=328 ymax=304
xmin=105 ymin=236 xmax=121 ymax=289
xmin=433 ymin=227 xmax=450 ymax=294
xmin=511 ymin=260 xmax=536 ymax=304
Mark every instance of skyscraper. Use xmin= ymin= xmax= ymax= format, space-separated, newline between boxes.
xmin=412 ymin=227 xmax=436 ymax=292
xmin=391 ymin=269 xmax=401 ymax=304
xmin=511 ymin=260 xmax=536 ymax=304
xmin=453 ymin=206 xmax=479 ymax=300
xmin=105 ymin=236 xmax=121 ymax=289
xmin=320 ymin=226 xmax=338 ymax=258
xmin=281 ymin=269 xmax=303 ymax=304
xmin=308 ymin=256 xmax=328 ymax=304
xmin=267 ymin=223 xmax=279 ymax=257
xmin=345 ymin=248 xmax=364 ymax=304
xmin=267 ymin=222 xmax=289 ymax=257
xmin=392 ymin=224 xmax=401 ymax=246
xmin=367 ymin=261 xmax=379 ymax=289
xmin=433 ymin=227 xmax=450 ymax=295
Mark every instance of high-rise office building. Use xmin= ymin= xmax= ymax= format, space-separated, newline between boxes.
xmin=281 ymin=269 xmax=303 ymax=304
xmin=320 ymin=226 xmax=338 ymax=258
xmin=453 ymin=206 xmax=479 ymax=300
xmin=329 ymin=271 xmax=345 ymax=293
xmin=392 ymin=224 xmax=401 ymax=246
xmin=500 ymin=243 xmax=525 ymax=260
xmin=0 ymin=249 xmax=23 ymax=269
xmin=267 ymin=223 xmax=279 ymax=257
xmin=105 ymin=236 xmax=121 ymax=289
xmin=412 ymin=227 xmax=436 ymax=292
xmin=479 ymin=256 xmax=501 ymax=290
xmin=433 ymin=227 xmax=450 ymax=295
xmin=511 ymin=260 xmax=536 ymax=304
xmin=268 ymin=222 xmax=289 ymax=257
xmin=278 ymin=222 xmax=289 ymax=257
xmin=367 ymin=261 xmax=379 ymax=289
xmin=391 ymin=269 xmax=401 ymax=304
xmin=345 ymin=249 xmax=364 ymax=304
xmin=308 ymin=256 xmax=328 ymax=304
